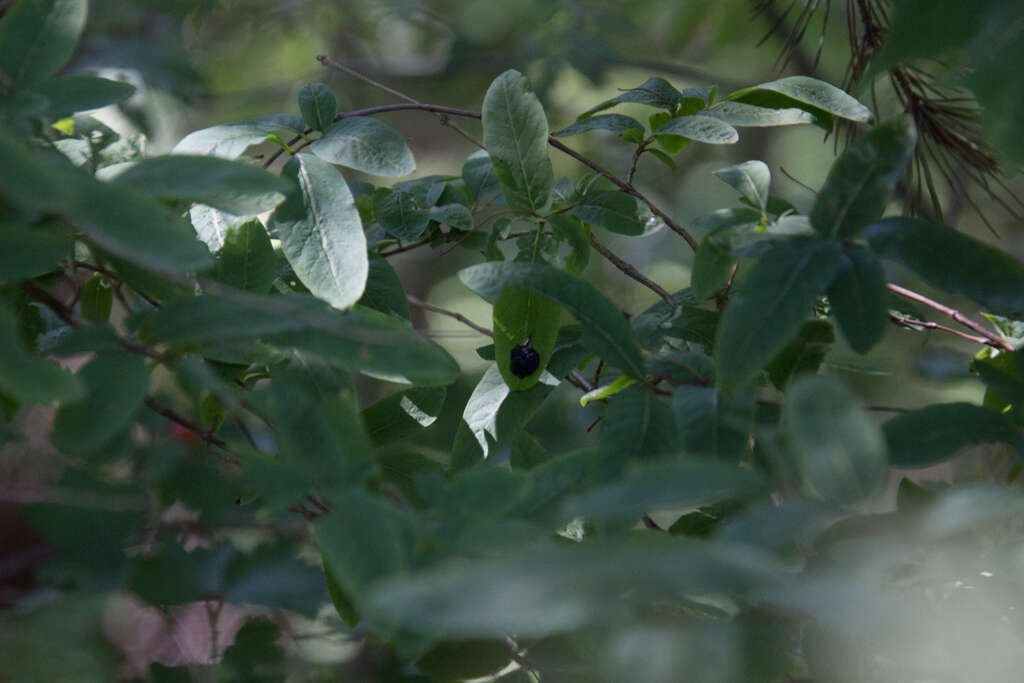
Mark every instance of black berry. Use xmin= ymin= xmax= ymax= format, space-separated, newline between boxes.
xmin=509 ymin=338 xmax=540 ymax=378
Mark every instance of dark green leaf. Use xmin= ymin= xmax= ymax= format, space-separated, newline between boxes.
xmin=222 ymin=543 xmax=329 ymax=617
xmin=0 ymin=222 xmax=71 ymax=280
xmin=173 ymin=114 xmax=305 ymax=158
xmin=552 ymin=113 xmax=645 ymax=138
xmin=270 ymin=153 xmax=368 ymax=310
xmin=766 ymin=320 xmax=835 ymax=390
xmin=0 ymin=131 xmax=213 ymax=275
xmin=188 ymin=204 xmax=237 ymax=253
xmin=462 ymin=149 xmax=502 ymax=204
xmin=883 ymin=403 xmax=1018 ymax=468
xmin=429 ymin=202 xmax=474 ymax=231
xmin=715 ymin=238 xmax=843 ymax=393
xmin=691 ymin=236 xmax=735 ymax=301
xmin=713 ymin=161 xmax=770 ymax=211
xmin=572 ymin=191 xmax=644 ymax=236
xmin=598 ymin=386 xmax=679 ymax=468
xmin=654 ymin=115 xmax=739 ymax=144
xmin=298 ymin=83 xmax=338 ymax=132
xmin=494 ymin=286 xmax=562 ymax=390
xmin=580 ymin=77 xmax=684 ymax=117
xmin=865 ymin=217 xmax=1024 ymax=318
xmin=828 ymin=245 xmax=888 ymax=353
xmin=810 ymin=116 xmax=916 ymax=238
xmin=783 ymin=375 xmax=888 ymax=502
xmin=564 ymin=459 xmax=767 ymax=521
xmin=137 ymin=292 xmax=459 ymax=386
xmin=0 ymin=0 xmax=87 ymax=87
xmin=374 ymin=189 xmax=431 ymax=240
xmin=673 ymin=386 xmax=754 ymax=460
xmin=482 ymin=69 xmax=554 ymax=212
xmin=363 ymin=385 xmax=445 ymax=446
xmin=111 ymin=155 xmax=289 ymax=215
xmin=79 ymin=274 xmax=112 ymax=322
xmin=32 ymin=75 xmax=135 ymax=117
xmin=704 ymin=102 xmax=815 ymax=127
xmin=310 ymin=116 xmax=415 ymax=177
xmin=726 ymin=76 xmax=871 ymax=127
xmin=214 ymin=218 xmax=276 ymax=293
xmin=549 ymin=214 xmax=589 ymax=275
xmin=358 ymin=253 xmax=411 ymax=320
xmin=52 ymin=350 xmax=150 ymax=455
xmin=417 ymin=639 xmax=514 ymax=680
xmin=0 ymin=300 xmax=81 ymax=403
xmin=459 ymin=262 xmax=646 ymax=378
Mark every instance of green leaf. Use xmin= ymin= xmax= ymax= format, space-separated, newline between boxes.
xmin=810 ymin=116 xmax=917 ymax=238
xmin=298 ymin=83 xmax=338 ymax=132
xmin=828 ymin=245 xmax=888 ymax=353
xmin=0 ymin=131 xmax=213 ymax=275
xmin=363 ymin=385 xmax=445 ymax=446
xmin=0 ymin=223 xmax=71 ymax=280
xmin=32 ymin=75 xmax=135 ymax=117
xmin=188 ymin=204 xmax=237 ymax=253
xmin=691 ymin=236 xmax=735 ymax=301
xmin=673 ymin=386 xmax=754 ymax=460
xmin=0 ymin=300 xmax=81 ymax=403
xmin=726 ymin=76 xmax=871 ymax=128
xmin=214 ymin=218 xmax=276 ymax=293
xmin=549 ymin=214 xmax=589 ymax=275
xmin=579 ymin=374 xmax=637 ymax=407
xmin=137 ymin=292 xmax=459 ymax=386
xmin=715 ymin=238 xmax=843 ymax=393
xmin=79 ymin=274 xmax=112 ymax=322
xmin=417 ymin=639 xmax=514 ymax=680
xmin=883 ymin=403 xmax=1019 ymax=468
xmin=494 ymin=287 xmax=562 ymax=390
xmin=309 ymin=116 xmax=416 ymax=177
xmin=269 ymin=153 xmax=368 ymax=310
xmin=482 ymin=69 xmax=554 ymax=212
xmin=459 ymin=262 xmax=646 ymax=378
xmin=429 ymin=202 xmax=474 ymax=231
xmin=865 ymin=217 xmax=1024 ymax=318
xmin=572 ymin=191 xmax=645 ymax=236
xmin=598 ymin=385 xmax=679 ymax=468
xmin=462 ymin=149 xmax=501 ymax=204
xmin=173 ymin=114 xmax=306 ymax=158
xmin=111 ymin=155 xmax=290 ymax=215
xmin=0 ymin=0 xmax=87 ymax=87
xmin=704 ymin=101 xmax=816 ymax=127
xmin=563 ymin=459 xmax=767 ymax=521
xmin=221 ymin=543 xmax=329 ymax=617
xmin=783 ymin=375 xmax=888 ymax=502
xmin=551 ymin=113 xmax=645 ymax=138
xmin=374 ymin=189 xmax=431 ymax=240
xmin=580 ymin=77 xmax=684 ymax=117
xmin=713 ymin=161 xmax=770 ymax=211
xmin=653 ymin=115 xmax=739 ymax=144
xmin=766 ymin=320 xmax=835 ymax=390
xmin=358 ymin=253 xmax=411 ymax=320
xmin=52 ymin=350 xmax=150 ymax=455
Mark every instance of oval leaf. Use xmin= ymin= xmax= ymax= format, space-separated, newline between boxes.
xmin=298 ymin=83 xmax=338 ymax=132
xmin=654 ymin=115 xmax=739 ymax=144
xmin=269 ymin=153 xmax=368 ymax=310
xmin=0 ymin=0 xmax=87 ymax=87
xmin=691 ymin=236 xmax=735 ymax=301
xmin=552 ymin=113 xmax=645 ymax=138
xmin=572 ymin=191 xmax=644 ymax=236
xmin=482 ymin=69 xmax=554 ymax=212
xmin=374 ymin=189 xmax=431 ymax=241
xmin=173 ymin=114 xmax=306 ymax=159
xmin=33 ymin=75 xmax=136 ymax=118
xmin=827 ymin=244 xmax=888 ymax=353
xmin=493 ymin=286 xmax=561 ymax=390
xmin=865 ymin=217 xmax=1024 ymax=318
xmin=713 ymin=161 xmax=770 ymax=211
xmin=704 ymin=101 xmax=815 ymax=127
xmin=726 ymin=76 xmax=871 ymax=125
xmin=884 ymin=403 xmax=1019 ymax=468
xmin=810 ymin=116 xmax=917 ymax=238
xmin=783 ymin=375 xmax=888 ymax=502
xmin=459 ymin=262 xmax=646 ymax=378
xmin=673 ymin=385 xmax=754 ymax=461
xmin=309 ymin=116 xmax=415 ymax=177
xmin=0 ymin=301 xmax=82 ymax=403
xmin=0 ymin=222 xmax=72 ymax=280
xmin=213 ymin=218 xmax=276 ymax=293
xmin=715 ymin=237 xmax=843 ymax=394
xmin=111 ymin=155 xmax=291 ymax=215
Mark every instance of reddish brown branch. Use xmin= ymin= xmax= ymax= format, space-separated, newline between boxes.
xmin=887 ymin=283 xmax=1012 ymax=351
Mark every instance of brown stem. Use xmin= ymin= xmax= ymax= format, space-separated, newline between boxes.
xmin=406 ymin=294 xmax=493 ymax=337
xmin=626 ymin=139 xmax=650 ymax=185
xmin=888 ymin=311 xmax=999 ymax=349
xmin=887 ymin=283 xmax=1012 ymax=351
xmin=588 ymin=233 xmax=675 ymax=307
xmin=144 ymin=397 xmax=239 ymax=464
xmin=379 ymin=236 xmax=434 ymax=257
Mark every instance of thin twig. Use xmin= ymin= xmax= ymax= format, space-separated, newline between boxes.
xmin=589 ymin=234 xmax=675 ymax=306
xmin=144 ymin=397 xmax=239 ymax=464
xmin=547 ymin=138 xmax=700 ymax=252
xmin=406 ymin=295 xmax=493 ymax=337
xmin=888 ymin=312 xmax=999 ymax=348
xmin=73 ymin=260 xmax=161 ymax=308
xmin=887 ymin=283 xmax=1012 ymax=351
xmin=626 ymin=139 xmax=650 ymax=185
xmin=317 ymin=55 xmax=485 ymax=149
xmin=379 ymin=236 xmax=434 ymax=257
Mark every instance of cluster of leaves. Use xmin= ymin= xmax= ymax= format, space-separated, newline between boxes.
xmin=4 ymin=0 xmax=1024 ymax=681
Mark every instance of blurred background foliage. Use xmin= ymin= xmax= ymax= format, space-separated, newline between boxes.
xmin=3 ymin=0 xmax=1024 ymax=679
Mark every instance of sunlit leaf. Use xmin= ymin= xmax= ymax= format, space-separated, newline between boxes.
xmin=310 ymin=116 xmax=415 ymax=177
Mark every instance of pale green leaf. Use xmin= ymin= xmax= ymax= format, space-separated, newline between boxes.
xmin=654 ymin=115 xmax=738 ymax=144
xmin=173 ymin=114 xmax=306 ymax=159
xmin=704 ymin=101 xmax=815 ymax=127
xmin=309 ymin=116 xmax=415 ymax=177
xmin=713 ymin=161 xmax=770 ymax=211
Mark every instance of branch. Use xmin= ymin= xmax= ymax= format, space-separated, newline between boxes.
xmin=589 ymin=234 xmax=675 ymax=307
xmin=406 ymin=294 xmax=493 ymax=337
xmin=144 ymin=397 xmax=239 ymax=465
xmin=378 ymin=236 xmax=434 ymax=257
xmin=887 ymin=283 xmax=1013 ymax=351
xmin=889 ymin=311 xmax=1000 ymax=349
